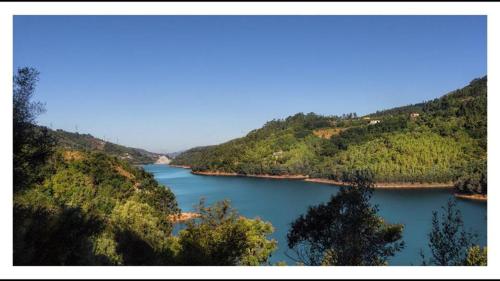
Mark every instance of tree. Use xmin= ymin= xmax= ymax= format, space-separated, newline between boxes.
xmin=287 ymin=170 xmax=404 ymax=265
xmin=177 ymin=199 xmax=277 ymax=265
xmin=13 ymin=67 xmax=54 ymax=192
xmin=421 ymin=199 xmax=478 ymax=266
xmin=454 ymin=158 xmax=487 ymax=195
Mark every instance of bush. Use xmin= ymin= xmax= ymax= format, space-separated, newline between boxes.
xmin=177 ymin=200 xmax=277 ymax=265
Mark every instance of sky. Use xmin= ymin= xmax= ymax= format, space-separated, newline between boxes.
xmin=13 ymin=16 xmax=486 ymax=153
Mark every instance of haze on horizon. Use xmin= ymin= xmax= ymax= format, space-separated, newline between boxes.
xmin=13 ymin=16 xmax=486 ymax=153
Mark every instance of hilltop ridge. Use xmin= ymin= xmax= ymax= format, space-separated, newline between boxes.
xmin=47 ymin=128 xmax=165 ymax=164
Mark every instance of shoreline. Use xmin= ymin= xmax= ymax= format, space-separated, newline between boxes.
xmin=454 ymin=193 xmax=487 ymax=202
xmin=305 ymin=178 xmax=454 ymax=189
xmin=192 ymin=170 xmax=309 ymax=180
xmin=166 ymin=166 xmax=487 ymax=201
xmin=189 ymin=170 xmax=456 ymax=189
xmin=168 ymin=164 xmax=192 ymax=169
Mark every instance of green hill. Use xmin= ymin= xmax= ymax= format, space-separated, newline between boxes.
xmin=48 ymin=128 xmax=162 ymax=164
xmin=12 ymin=66 xmax=277 ymax=266
xmin=14 ymin=149 xmax=180 ymax=265
xmin=171 ymin=77 xmax=487 ymax=194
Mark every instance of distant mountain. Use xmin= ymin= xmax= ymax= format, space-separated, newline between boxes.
xmin=172 ymin=77 xmax=486 ymax=194
xmin=48 ymin=128 xmax=163 ymax=164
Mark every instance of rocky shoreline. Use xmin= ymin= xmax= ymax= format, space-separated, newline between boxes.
xmin=167 ymin=212 xmax=200 ymax=223
xmin=305 ymin=178 xmax=455 ymax=189
xmin=168 ymin=164 xmax=192 ymax=169
xmin=454 ymin=193 xmax=487 ymax=202
xmin=192 ymin=170 xmax=309 ymax=180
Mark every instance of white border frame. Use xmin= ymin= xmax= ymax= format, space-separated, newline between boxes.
xmin=0 ymin=1 xmax=498 ymax=279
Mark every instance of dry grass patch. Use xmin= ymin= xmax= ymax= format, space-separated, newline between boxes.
xmin=114 ymin=165 xmax=135 ymax=180
xmin=313 ymin=128 xmax=345 ymax=139
xmin=114 ymin=165 xmax=142 ymax=190
xmin=62 ymin=150 xmax=85 ymax=161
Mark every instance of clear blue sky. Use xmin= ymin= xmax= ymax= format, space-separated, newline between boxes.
xmin=14 ymin=16 xmax=486 ymax=153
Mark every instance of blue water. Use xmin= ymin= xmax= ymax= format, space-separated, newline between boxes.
xmin=143 ymin=164 xmax=487 ymax=265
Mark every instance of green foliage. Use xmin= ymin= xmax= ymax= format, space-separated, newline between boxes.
xmin=287 ymin=172 xmax=404 ymax=265
xmin=93 ymin=231 xmax=123 ymax=265
xmin=465 ymin=246 xmax=487 ymax=266
xmin=369 ymin=103 xmax=425 ymax=119
xmin=13 ymin=67 xmax=55 ymax=191
xmin=49 ymin=128 xmax=160 ymax=164
xmin=422 ymin=77 xmax=487 ymax=145
xmin=14 ymin=190 xmax=104 ymax=265
xmin=14 ymin=150 xmax=180 ymax=265
xmin=131 ymin=168 xmax=181 ymax=215
xmin=172 ymin=77 xmax=487 ymax=194
xmin=177 ymin=199 xmax=277 ymax=265
xmin=43 ymin=168 xmax=96 ymax=212
xmin=15 ymin=150 xmax=279 ymax=266
xmin=109 ymin=199 xmax=178 ymax=265
xmin=333 ymin=130 xmax=474 ymax=182
xmin=454 ymin=157 xmax=487 ymax=195
xmin=422 ymin=199 xmax=478 ymax=266
xmin=328 ymin=115 xmax=411 ymax=153
xmin=15 ymin=149 xmax=276 ymax=265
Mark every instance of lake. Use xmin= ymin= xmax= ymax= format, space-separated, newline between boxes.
xmin=143 ymin=164 xmax=487 ymax=265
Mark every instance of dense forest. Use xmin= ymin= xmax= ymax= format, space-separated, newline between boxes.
xmin=172 ymin=77 xmax=487 ymax=195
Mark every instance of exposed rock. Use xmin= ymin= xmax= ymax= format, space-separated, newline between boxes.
xmin=155 ymin=155 xmax=171 ymax=165
xmin=167 ymin=212 xmax=200 ymax=223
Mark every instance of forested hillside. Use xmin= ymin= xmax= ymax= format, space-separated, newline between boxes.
xmin=14 ymin=67 xmax=277 ymax=265
xmin=14 ymin=149 xmax=180 ymax=264
xmin=172 ymin=77 xmax=487 ymax=194
xmin=48 ymin=128 xmax=162 ymax=164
